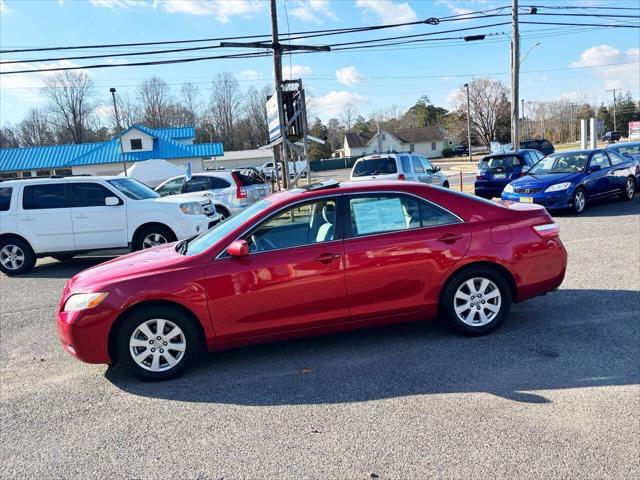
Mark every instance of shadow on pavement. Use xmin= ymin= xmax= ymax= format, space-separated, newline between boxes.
xmin=551 ymin=194 xmax=639 ymax=218
xmin=106 ymin=288 xmax=640 ymax=406
xmin=21 ymin=256 xmax=118 ymax=279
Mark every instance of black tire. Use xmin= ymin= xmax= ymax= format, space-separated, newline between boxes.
xmin=442 ymin=181 xmax=450 ymax=188
xmin=620 ymin=177 xmax=636 ymax=201
xmin=133 ymin=225 xmax=176 ymax=251
xmin=115 ymin=305 xmax=202 ymax=381
xmin=51 ymin=254 xmax=75 ymax=262
xmin=571 ymin=187 xmax=587 ymax=214
xmin=0 ymin=237 xmax=36 ymax=276
xmin=441 ymin=267 xmax=512 ymax=336
xmin=216 ymin=206 xmax=230 ymax=219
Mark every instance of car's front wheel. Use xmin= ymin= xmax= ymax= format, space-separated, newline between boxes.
xmin=133 ymin=225 xmax=176 ymax=251
xmin=441 ymin=267 xmax=512 ymax=336
xmin=620 ymin=177 xmax=636 ymax=201
xmin=0 ymin=237 xmax=36 ymax=276
xmin=571 ymin=187 xmax=587 ymax=214
xmin=116 ymin=305 xmax=202 ymax=381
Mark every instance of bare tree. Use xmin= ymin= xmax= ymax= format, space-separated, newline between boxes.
xmin=42 ymin=71 xmax=96 ymax=144
xmin=138 ymin=77 xmax=172 ymax=128
xmin=453 ymin=78 xmax=510 ymax=146
xmin=0 ymin=126 xmax=20 ymax=148
xmin=340 ymin=102 xmax=358 ymax=131
xmin=209 ymin=72 xmax=242 ymax=149
xmin=18 ymin=108 xmax=55 ymax=146
xmin=180 ymin=82 xmax=201 ymax=126
xmin=244 ymin=85 xmax=270 ymax=147
xmin=111 ymin=92 xmax=141 ymax=131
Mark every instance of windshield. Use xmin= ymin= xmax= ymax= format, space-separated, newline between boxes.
xmin=479 ymin=155 xmax=520 ymax=171
xmin=185 ymin=199 xmax=271 ymax=256
xmin=609 ymin=143 xmax=640 ymax=156
xmin=108 ymin=178 xmax=160 ymax=200
xmin=529 ymin=153 xmax=588 ymax=174
xmin=352 ymin=158 xmax=397 ymax=176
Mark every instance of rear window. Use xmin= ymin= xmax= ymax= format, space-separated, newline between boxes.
xmin=479 ymin=155 xmax=521 ymax=171
xmin=23 ymin=184 xmax=66 ymax=210
xmin=0 ymin=187 xmax=12 ymax=211
xmin=235 ymin=170 xmax=266 ymax=186
xmin=352 ymin=157 xmax=397 ymax=177
xmin=208 ymin=176 xmax=232 ymax=189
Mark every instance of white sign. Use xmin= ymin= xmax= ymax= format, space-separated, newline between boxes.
xmin=352 ymin=197 xmax=406 ymax=235
xmin=266 ymin=94 xmax=280 ymax=143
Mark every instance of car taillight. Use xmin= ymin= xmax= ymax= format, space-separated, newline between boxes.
xmin=398 ymin=173 xmax=406 ymax=180
xmin=231 ymin=172 xmax=247 ymax=199
xmin=533 ymin=222 xmax=559 ymax=238
xmin=476 ymin=175 xmax=483 ymax=180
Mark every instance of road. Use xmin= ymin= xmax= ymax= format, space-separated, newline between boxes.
xmin=1 ymin=196 xmax=639 ymax=479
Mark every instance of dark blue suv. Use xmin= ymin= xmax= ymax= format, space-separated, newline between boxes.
xmin=474 ymin=149 xmax=544 ymax=199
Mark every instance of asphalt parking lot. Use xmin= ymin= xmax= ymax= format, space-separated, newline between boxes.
xmin=1 ymin=197 xmax=639 ymax=479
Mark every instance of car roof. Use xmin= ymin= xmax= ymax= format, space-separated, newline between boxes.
xmin=606 ymin=141 xmax=639 ymax=149
xmin=0 ymin=175 xmax=121 ymax=186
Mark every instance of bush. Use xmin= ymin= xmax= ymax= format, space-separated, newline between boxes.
xmin=442 ymin=148 xmax=454 ymax=158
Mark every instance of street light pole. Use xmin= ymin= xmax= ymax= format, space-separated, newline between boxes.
xmin=606 ymin=88 xmax=618 ymax=131
xmin=464 ymin=83 xmax=472 ymax=163
xmin=110 ymin=87 xmax=127 ymax=176
xmin=511 ymin=0 xmax=520 ymax=150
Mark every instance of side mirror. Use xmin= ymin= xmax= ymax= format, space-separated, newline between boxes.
xmin=589 ymin=164 xmax=602 ymax=173
xmin=105 ymin=196 xmax=120 ymax=206
xmin=227 ymin=239 xmax=249 ymax=258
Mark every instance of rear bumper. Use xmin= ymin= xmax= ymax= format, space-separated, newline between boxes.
xmin=475 ymin=183 xmax=505 ymax=199
xmin=514 ymin=237 xmax=568 ymax=303
xmin=501 ymin=190 xmax=574 ymax=210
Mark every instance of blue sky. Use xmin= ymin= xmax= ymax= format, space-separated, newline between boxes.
xmin=1 ymin=0 xmax=639 ymax=127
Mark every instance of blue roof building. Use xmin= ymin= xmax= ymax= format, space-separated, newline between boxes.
xmin=0 ymin=125 xmax=223 ymax=177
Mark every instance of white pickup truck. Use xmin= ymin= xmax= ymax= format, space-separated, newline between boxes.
xmin=0 ymin=176 xmax=220 ymax=275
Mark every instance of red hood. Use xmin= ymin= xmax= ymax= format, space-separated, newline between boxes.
xmin=65 ymin=243 xmax=192 ymax=294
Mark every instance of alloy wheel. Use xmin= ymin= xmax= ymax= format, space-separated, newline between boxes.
xmin=0 ymin=244 xmax=25 ymax=271
xmin=626 ymin=178 xmax=635 ymax=199
xmin=574 ymin=190 xmax=586 ymax=213
xmin=142 ymin=233 xmax=168 ymax=249
xmin=453 ymin=277 xmax=502 ymax=327
xmin=129 ymin=319 xmax=186 ymax=372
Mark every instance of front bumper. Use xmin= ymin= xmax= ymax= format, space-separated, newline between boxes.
xmin=57 ymin=306 xmax=115 ymax=364
xmin=174 ymin=215 xmax=210 ymax=239
xmin=501 ymin=189 xmax=574 ymax=210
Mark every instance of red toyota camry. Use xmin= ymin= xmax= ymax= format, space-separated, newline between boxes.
xmin=57 ymin=180 xmax=567 ymax=380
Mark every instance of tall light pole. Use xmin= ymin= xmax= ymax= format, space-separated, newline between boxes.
xmin=511 ymin=0 xmax=520 ymax=150
xmin=464 ymin=83 xmax=472 ymax=163
xmin=110 ymin=87 xmax=127 ymax=176
xmin=606 ymin=88 xmax=619 ymax=131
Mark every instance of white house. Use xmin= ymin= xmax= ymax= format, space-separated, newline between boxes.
xmin=343 ymin=126 xmax=454 ymax=159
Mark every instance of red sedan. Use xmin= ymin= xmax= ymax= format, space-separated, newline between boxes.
xmin=57 ymin=180 xmax=567 ymax=380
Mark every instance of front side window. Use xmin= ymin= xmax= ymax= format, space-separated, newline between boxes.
xmin=155 ymin=177 xmax=185 ymax=196
xmin=246 ymin=199 xmax=337 ymax=253
xmin=130 ymin=139 xmax=143 ymax=150
xmin=23 ymin=184 xmax=66 ymax=210
xmin=420 ymin=156 xmax=434 ymax=172
xmin=590 ymin=152 xmax=610 ymax=170
xmin=108 ymin=178 xmax=159 ymax=200
xmin=71 ymin=183 xmax=119 ymax=207
xmin=411 ymin=156 xmax=425 ymax=173
xmin=0 ymin=187 xmax=12 ymax=211
xmin=349 ymin=194 xmax=459 ymax=236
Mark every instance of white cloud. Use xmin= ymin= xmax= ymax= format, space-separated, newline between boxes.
xmin=312 ymin=91 xmax=368 ymax=117
xmin=335 ymin=66 xmax=364 ymax=86
xmin=290 ymin=0 xmax=337 ymax=23
xmin=436 ymin=1 xmax=475 ymax=21
xmin=239 ymin=69 xmax=264 ymax=81
xmin=570 ymin=44 xmax=640 ymax=91
xmin=355 ymin=0 xmax=417 ymax=26
xmin=1 ymin=0 xmax=13 ymax=14
xmin=90 ymin=0 xmax=153 ymax=8
xmin=161 ymin=0 xmax=264 ymax=23
xmin=283 ymin=64 xmax=312 ymax=80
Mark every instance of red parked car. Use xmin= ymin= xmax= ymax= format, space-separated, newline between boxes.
xmin=57 ymin=180 xmax=567 ymax=380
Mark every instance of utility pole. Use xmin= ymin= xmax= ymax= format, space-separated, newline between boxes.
xmin=511 ymin=0 xmax=520 ymax=150
xmin=521 ymin=98 xmax=525 ymax=140
xmin=220 ymin=0 xmax=329 ymax=190
xmin=464 ymin=83 xmax=472 ymax=162
xmin=110 ymin=87 xmax=127 ymax=176
xmin=606 ymin=88 xmax=618 ymax=131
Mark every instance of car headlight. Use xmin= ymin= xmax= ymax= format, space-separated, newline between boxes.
xmin=503 ymin=183 xmax=514 ymax=193
xmin=180 ymin=202 xmax=205 ymax=215
xmin=64 ymin=292 xmax=108 ymax=312
xmin=545 ymin=182 xmax=571 ymax=193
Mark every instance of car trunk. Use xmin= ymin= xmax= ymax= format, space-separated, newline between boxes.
xmin=477 ymin=155 xmax=521 ymax=187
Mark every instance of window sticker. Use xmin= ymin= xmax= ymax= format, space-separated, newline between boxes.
xmin=352 ymin=197 xmax=406 ymax=235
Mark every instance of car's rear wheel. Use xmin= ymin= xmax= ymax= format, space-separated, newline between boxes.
xmin=442 ymin=180 xmax=450 ymax=188
xmin=441 ymin=267 xmax=512 ymax=336
xmin=571 ymin=187 xmax=587 ymax=214
xmin=620 ymin=177 xmax=636 ymax=201
xmin=133 ymin=225 xmax=176 ymax=251
xmin=0 ymin=237 xmax=36 ymax=276
xmin=116 ymin=306 xmax=201 ymax=381
xmin=216 ymin=206 xmax=230 ymax=219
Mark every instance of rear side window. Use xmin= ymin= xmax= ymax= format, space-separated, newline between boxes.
xmin=71 ymin=183 xmax=117 ymax=207
xmin=411 ymin=156 xmax=425 ymax=173
xmin=420 ymin=202 xmax=460 ymax=227
xmin=208 ymin=177 xmax=232 ymax=189
xmin=352 ymin=158 xmax=397 ymax=177
xmin=0 ymin=187 xmax=12 ymax=211
xmin=608 ymin=150 xmax=626 ymax=166
xmin=23 ymin=184 xmax=66 ymax=210
xmin=399 ymin=156 xmax=412 ymax=173
xmin=479 ymin=155 xmax=520 ymax=170
xmin=184 ymin=176 xmax=211 ymax=193
xmin=155 ymin=177 xmax=185 ymax=195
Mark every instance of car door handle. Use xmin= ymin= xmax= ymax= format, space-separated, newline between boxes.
xmin=73 ymin=214 xmax=89 ymax=219
xmin=314 ymin=253 xmax=341 ymax=264
xmin=21 ymin=216 xmax=34 ymax=221
xmin=437 ymin=233 xmax=463 ymax=244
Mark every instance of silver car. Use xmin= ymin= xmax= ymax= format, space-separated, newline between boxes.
xmin=349 ymin=153 xmax=449 ymax=187
xmin=154 ymin=170 xmax=270 ymax=218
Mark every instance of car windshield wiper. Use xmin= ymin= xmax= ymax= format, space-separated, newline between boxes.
xmin=176 ymin=239 xmax=190 ymax=255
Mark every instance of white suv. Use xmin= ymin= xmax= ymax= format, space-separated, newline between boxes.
xmin=154 ymin=170 xmax=269 ymax=218
xmin=350 ymin=153 xmax=449 ymax=187
xmin=0 ymin=176 xmax=219 ymax=275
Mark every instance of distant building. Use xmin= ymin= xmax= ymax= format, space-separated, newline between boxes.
xmin=0 ymin=125 xmax=223 ymax=179
xmin=343 ymin=126 xmax=454 ymax=158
